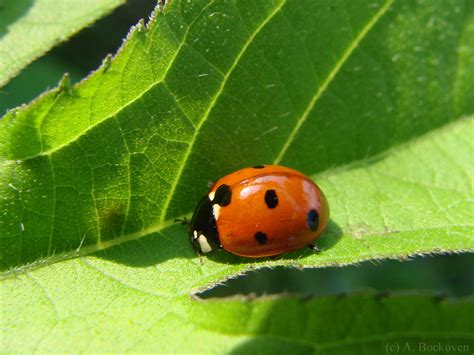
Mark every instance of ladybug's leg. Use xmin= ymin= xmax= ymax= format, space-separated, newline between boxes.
xmin=204 ymin=244 xmax=223 ymax=255
xmin=308 ymin=244 xmax=322 ymax=253
xmin=269 ymin=254 xmax=283 ymax=260
xmin=190 ymin=236 xmax=205 ymax=264
xmin=196 ymin=244 xmax=223 ymax=264
xmin=174 ymin=217 xmax=188 ymax=226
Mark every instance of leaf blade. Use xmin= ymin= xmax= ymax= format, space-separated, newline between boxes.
xmin=3 ymin=0 xmax=472 ymax=269
xmin=1 ymin=1 xmax=473 ymax=350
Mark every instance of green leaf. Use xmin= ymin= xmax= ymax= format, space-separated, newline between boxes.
xmin=2 ymin=269 xmax=473 ymax=353
xmin=1 ymin=0 xmax=473 ymax=350
xmin=1 ymin=0 xmax=473 ymax=270
xmin=0 ymin=0 xmax=125 ymax=87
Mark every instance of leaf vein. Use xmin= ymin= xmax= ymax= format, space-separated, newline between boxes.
xmin=273 ymin=0 xmax=395 ymax=164
xmin=159 ymin=0 xmax=287 ymax=222
xmin=17 ymin=0 xmax=217 ymax=162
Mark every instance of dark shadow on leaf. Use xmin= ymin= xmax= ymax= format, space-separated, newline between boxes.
xmin=198 ymin=253 xmax=474 ymax=299
xmin=203 ymin=219 xmax=343 ymax=265
xmin=94 ymin=224 xmax=195 ymax=267
xmin=313 ymin=220 xmax=344 ymax=252
xmin=0 ymin=0 xmax=33 ymax=39
xmin=95 ymin=219 xmax=342 ymax=267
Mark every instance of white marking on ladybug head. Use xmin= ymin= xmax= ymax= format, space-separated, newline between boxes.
xmin=213 ymin=204 xmax=221 ymax=220
xmin=197 ymin=234 xmax=213 ymax=253
xmin=208 ymin=191 xmax=215 ymax=202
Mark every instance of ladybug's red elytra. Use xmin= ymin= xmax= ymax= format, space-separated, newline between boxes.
xmin=189 ymin=165 xmax=329 ymax=258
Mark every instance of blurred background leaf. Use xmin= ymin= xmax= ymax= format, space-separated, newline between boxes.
xmin=0 ymin=0 xmax=127 ymax=87
xmin=0 ymin=0 xmax=156 ymax=115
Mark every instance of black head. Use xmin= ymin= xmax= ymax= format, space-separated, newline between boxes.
xmin=189 ymin=195 xmax=220 ymax=254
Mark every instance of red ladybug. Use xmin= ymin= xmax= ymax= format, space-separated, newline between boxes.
xmin=189 ymin=165 xmax=329 ymax=258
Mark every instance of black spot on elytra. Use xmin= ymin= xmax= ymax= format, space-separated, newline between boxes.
xmin=252 ymin=165 xmax=266 ymax=169
xmin=307 ymin=209 xmax=319 ymax=232
xmin=254 ymin=231 xmax=268 ymax=245
xmin=264 ymin=189 xmax=278 ymax=209
xmin=214 ymin=184 xmax=232 ymax=206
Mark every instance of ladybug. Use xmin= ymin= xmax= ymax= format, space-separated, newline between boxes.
xmin=189 ymin=165 xmax=329 ymax=258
